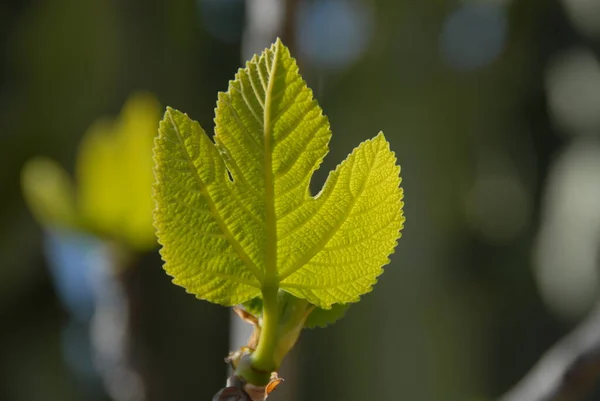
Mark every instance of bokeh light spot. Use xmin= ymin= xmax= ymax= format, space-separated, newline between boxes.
xmin=534 ymin=140 xmax=600 ymax=319
xmin=465 ymin=174 xmax=530 ymax=244
xmin=546 ymin=47 xmax=600 ymax=135
xmin=561 ymin=0 xmax=600 ymax=39
xmin=198 ymin=0 xmax=245 ymax=43
xmin=296 ymin=0 xmax=373 ymax=71
xmin=440 ymin=3 xmax=508 ymax=71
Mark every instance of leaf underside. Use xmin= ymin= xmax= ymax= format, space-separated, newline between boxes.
xmin=242 ymin=297 xmax=348 ymax=328
xmin=305 ymin=303 xmax=350 ymax=328
xmin=153 ymin=39 xmax=404 ymax=310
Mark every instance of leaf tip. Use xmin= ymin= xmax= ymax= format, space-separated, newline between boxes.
xmin=164 ymin=105 xmax=176 ymax=117
xmin=373 ymin=131 xmax=390 ymax=148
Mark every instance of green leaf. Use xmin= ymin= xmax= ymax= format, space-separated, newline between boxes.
xmin=154 ymin=109 xmax=263 ymax=305
xmin=21 ymin=157 xmax=77 ymax=228
xmin=77 ymin=92 xmax=160 ymax=250
xmin=153 ymin=39 xmax=404 ymax=308
xmin=243 ymin=297 xmax=264 ymax=317
xmin=305 ymin=303 xmax=349 ymax=329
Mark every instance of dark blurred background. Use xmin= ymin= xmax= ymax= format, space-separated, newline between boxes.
xmin=3 ymin=0 xmax=600 ymax=400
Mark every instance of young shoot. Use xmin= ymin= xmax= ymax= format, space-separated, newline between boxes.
xmin=152 ymin=39 xmax=404 ymax=400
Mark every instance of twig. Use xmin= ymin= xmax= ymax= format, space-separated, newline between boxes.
xmin=499 ymin=301 xmax=600 ymax=401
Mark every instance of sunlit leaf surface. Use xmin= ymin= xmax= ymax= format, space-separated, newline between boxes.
xmin=154 ymin=40 xmax=404 ymax=309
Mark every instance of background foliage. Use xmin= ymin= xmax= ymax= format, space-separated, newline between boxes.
xmin=1 ymin=0 xmax=599 ymax=401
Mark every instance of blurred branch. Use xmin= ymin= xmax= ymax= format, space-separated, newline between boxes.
xmin=91 ymin=246 xmax=148 ymax=401
xmin=499 ymin=301 xmax=600 ymax=401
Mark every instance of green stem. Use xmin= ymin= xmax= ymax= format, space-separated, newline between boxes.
xmin=236 ymin=284 xmax=279 ymax=386
xmin=235 ymin=290 xmax=313 ymax=388
xmin=251 ymin=284 xmax=279 ymax=371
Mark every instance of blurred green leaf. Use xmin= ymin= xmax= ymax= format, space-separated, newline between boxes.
xmin=21 ymin=157 xmax=77 ymax=228
xmin=77 ymin=93 xmax=160 ymax=250
xmin=21 ymin=92 xmax=161 ymax=251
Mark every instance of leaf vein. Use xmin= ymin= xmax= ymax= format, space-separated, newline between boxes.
xmin=281 ymin=271 xmax=376 ymax=290
xmin=222 ymin=97 xmax=264 ymax=153
xmin=166 ymin=111 xmax=264 ymax=283
xmin=231 ymin=83 xmax=263 ymax=126
xmin=274 ymin=104 xmax=320 ymax=147
xmin=279 ymin=144 xmax=382 ymax=280
xmin=247 ymin=68 xmax=265 ymax=109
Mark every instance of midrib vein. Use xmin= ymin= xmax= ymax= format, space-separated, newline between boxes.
xmin=167 ymin=111 xmax=264 ymax=283
xmin=263 ymin=46 xmax=279 ymax=284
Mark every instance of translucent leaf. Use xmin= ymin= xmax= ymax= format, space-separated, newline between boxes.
xmin=278 ymin=133 xmax=404 ymax=307
xmin=153 ymin=39 xmax=404 ymax=308
xmin=154 ymin=109 xmax=262 ymax=305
